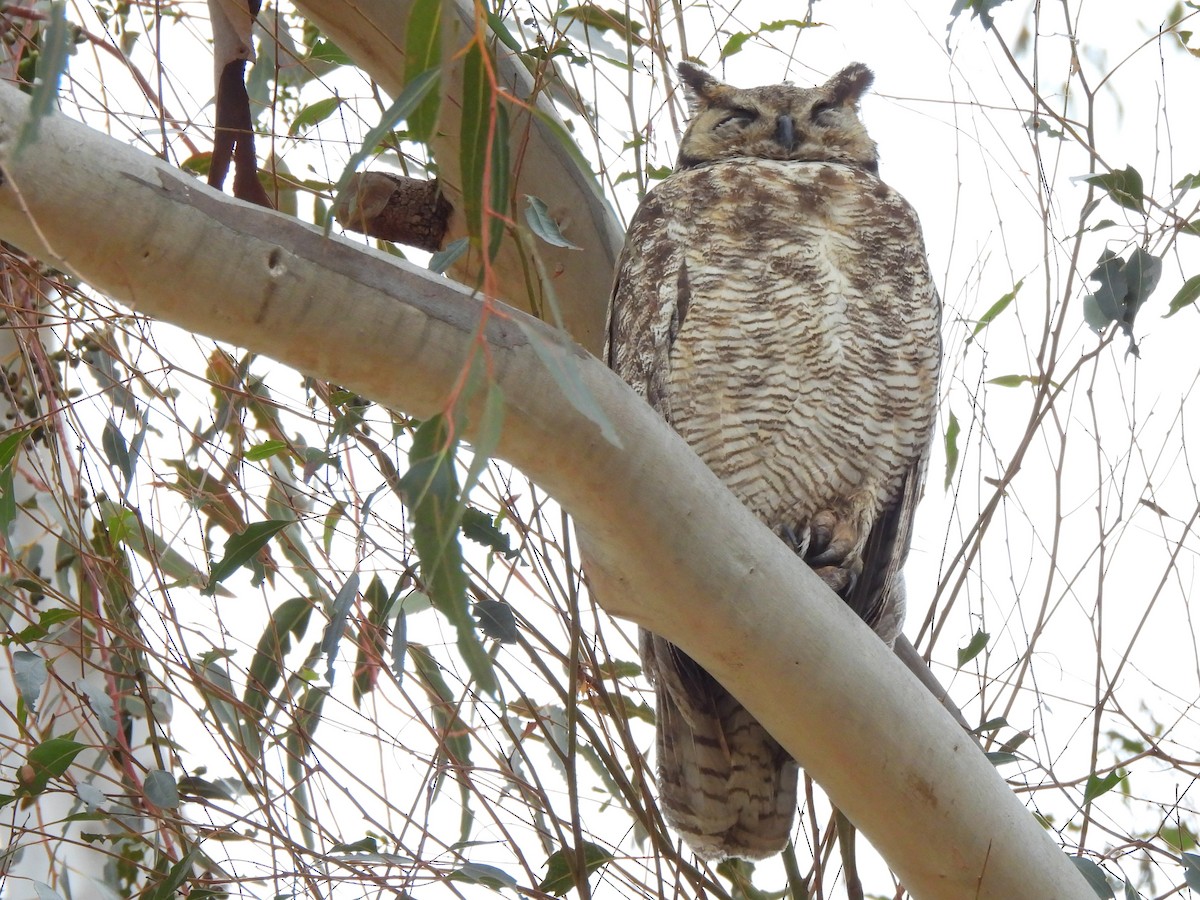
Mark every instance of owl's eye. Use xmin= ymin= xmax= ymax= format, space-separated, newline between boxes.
xmin=810 ymin=101 xmax=840 ymax=124
xmin=715 ymin=108 xmax=758 ymax=130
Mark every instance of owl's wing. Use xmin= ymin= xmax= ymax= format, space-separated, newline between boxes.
xmin=846 ymin=452 xmax=927 ymax=644
xmin=608 ymin=183 xmax=800 ymax=859
xmin=606 ymin=188 xmax=688 ymax=417
xmin=844 ymin=273 xmax=941 ymax=644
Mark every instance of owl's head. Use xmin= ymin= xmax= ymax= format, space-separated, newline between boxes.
xmin=675 ymin=63 xmax=879 ymax=174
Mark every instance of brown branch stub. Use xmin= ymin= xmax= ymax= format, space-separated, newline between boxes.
xmin=333 ymin=172 xmax=452 ymax=252
xmin=209 ymin=59 xmax=272 ymax=209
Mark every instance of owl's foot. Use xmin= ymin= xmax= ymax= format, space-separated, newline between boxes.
xmin=781 ymin=510 xmax=862 ymax=596
xmin=782 ymin=510 xmax=858 ymax=564
xmin=812 ymin=560 xmax=861 ymax=595
xmin=809 ymin=511 xmax=861 ymax=565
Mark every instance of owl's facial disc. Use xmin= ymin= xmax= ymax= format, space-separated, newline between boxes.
xmin=674 ymin=63 xmax=880 ymax=173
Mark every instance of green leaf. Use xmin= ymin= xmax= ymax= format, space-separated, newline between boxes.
xmin=956 ymin=628 xmax=989 ymax=667
xmin=514 ymin=319 xmax=621 ymax=448
xmin=947 ymin=0 xmax=1010 ymax=31
xmin=473 ymin=599 xmax=519 ymax=643
xmin=486 ymin=12 xmax=523 ymax=53
xmin=461 ymin=507 xmax=517 ymax=559
xmin=96 ymin=498 xmax=216 ymax=593
xmin=597 ymin=659 xmax=642 ymax=679
xmin=1071 ymin=857 xmax=1114 ymax=898
xmin=246 ymin=439 xmax=289 ymax=461
xmin=719 ymin=19 xmax=816 ymax=59
xmin=943 ymin=412 xmax=960 ymax=490
xmin=20 ymin=736 xmax=85 ymax=796
xmin=1175 ymin=172 xmax=1200 ymax=192
xmin=460 ymin=43 xmax=509 ymax=258
xmin=554 ymin=6 xmax=646 ymax=45
xmin=398 ymin=417 xmax=496 ymax=694
xmin=309 ymin=38 xmax=351 ymax=66
xmin=1000 ymin=729 xmax=1031 ymax=754
xmin=12 ymin=652 xmax=46 ymax=712
xmin=320 ymin=571 xmax=360 ymax=684
xmin=288 ymin=96 xmax=342 ymax=136
xmin=1084 ymin=770 xmax=1125 ymax=803
xmin=539 ymin=842 xmax=615 ymax=896
xmin=404 ymin=0 xmax=442 ymax=143
xmin=204 ymin=519 xmax=291 ymax=595
xmin=17 ymin=1 xmax=73 ymax=157
xmin=4 ymin=607 xmax=79 ymax=645
xmin=322 ymin=501 xmax=345 ymax=555
xmin=1182 ymin=851 xmax=1200 ymax=890
xmin=986 ymin=374 xmax=1039 ymax=388
xmin=1082 ymin=248 xmax=1162 ymax=354
xmin=245 ymin=596 xmax=313 ymax=717
xmin=101 ymin=417 xmax=132 ymax=483
xmin=458 ymin=360 xmax=507 ymax=506
xmin=399 ymin=416 xmax=466 ymax=613
xmin=451 ymin=862 xmax=519 ymax=888
xmin=0 ymin=427 xmax=31 ymax=539
xmin=524 ymin=195 xmax=582 ymax=250
xmin=1123 ymin=247 xmax=1162 ymax=312
xmin=144 ymin=769 xmax=180 ymax=809
xmin=0 ymin=428 xmax=30 ymax=468
xmin=1165 ymin=275 xmax=1200 ymax=317
xmin=178 ymin=775 xmax=236 ymax=802
xmin=429 ymin=237 xmax=469 ymax=274
xmin=1160 ymin=825 xmax=1196 ymax=851
xmin=985 ymin=751 xmax=1019 ymax=766
xmin=971 ymin=278 xmax=1023 ymax=337
xmin=1084 ymin=166 xmax=1145 ymax=212
xmin=142 ymin=845 xmax=202 ymax=900
xmin=289 ymin=685 xmax=328 ymax=756
xmin=409 ymin=643 xmax=473 ymax=766
xmin=331 ymin=836 xmax=378 ymax=854
xmin=720 ymin=32 xmax=752 ymax=59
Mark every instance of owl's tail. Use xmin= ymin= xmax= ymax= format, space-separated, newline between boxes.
xmin=643 ymin=631 xmax=799 ymax=860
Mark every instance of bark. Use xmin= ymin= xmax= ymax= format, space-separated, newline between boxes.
xmin=332 ymin=172 xmax=452 ymax=250
xmin=0 ymin=84 xmax=1093 ymax=899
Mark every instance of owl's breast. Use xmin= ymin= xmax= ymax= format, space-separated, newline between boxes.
xmin=643 ymin=159 xmax=941 ymax=525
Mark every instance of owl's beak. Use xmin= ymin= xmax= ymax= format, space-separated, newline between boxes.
xmin=774 ymin=114 xmax=796 ymax=150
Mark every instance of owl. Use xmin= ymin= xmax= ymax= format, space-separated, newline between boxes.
xmin=605 ymin=62 xmax=941 ymax=860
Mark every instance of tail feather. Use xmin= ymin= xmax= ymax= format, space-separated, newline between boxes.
xmin=643 ymin=631 xmax=799 ymax=860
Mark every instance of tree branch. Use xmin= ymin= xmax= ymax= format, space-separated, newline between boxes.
xmin=0 ymin=87 xmax=1092 ymax=899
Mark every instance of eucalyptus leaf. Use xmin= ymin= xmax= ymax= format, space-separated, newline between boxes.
xmin=12 ymin=651 xmax=47 ymax=711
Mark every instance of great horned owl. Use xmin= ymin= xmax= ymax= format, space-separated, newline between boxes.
xmin=606 ymin=62 xmax=941 ymax=860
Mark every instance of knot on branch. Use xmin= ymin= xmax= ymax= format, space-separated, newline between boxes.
xmin=334 ymin=173 xmax=452 ymax=252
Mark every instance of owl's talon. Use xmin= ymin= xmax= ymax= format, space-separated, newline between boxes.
xmin=806 ymin=510 xmax=838 ymax=557
xmin=780 ymin=523 xmax=804 ymax=554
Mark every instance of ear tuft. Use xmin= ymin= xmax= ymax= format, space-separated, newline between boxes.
xmin=676 ymin=61 xmax=723 ymax=115
xmin=828 ymin=63 xmax=874 ymax=107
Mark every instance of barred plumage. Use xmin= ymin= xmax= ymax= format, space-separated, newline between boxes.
xmin=606 ymin=62 xmax=941 ymax=859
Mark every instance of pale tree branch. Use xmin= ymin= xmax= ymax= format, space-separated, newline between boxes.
xmin=0 ymin=84 xmax=1092 ymax=899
